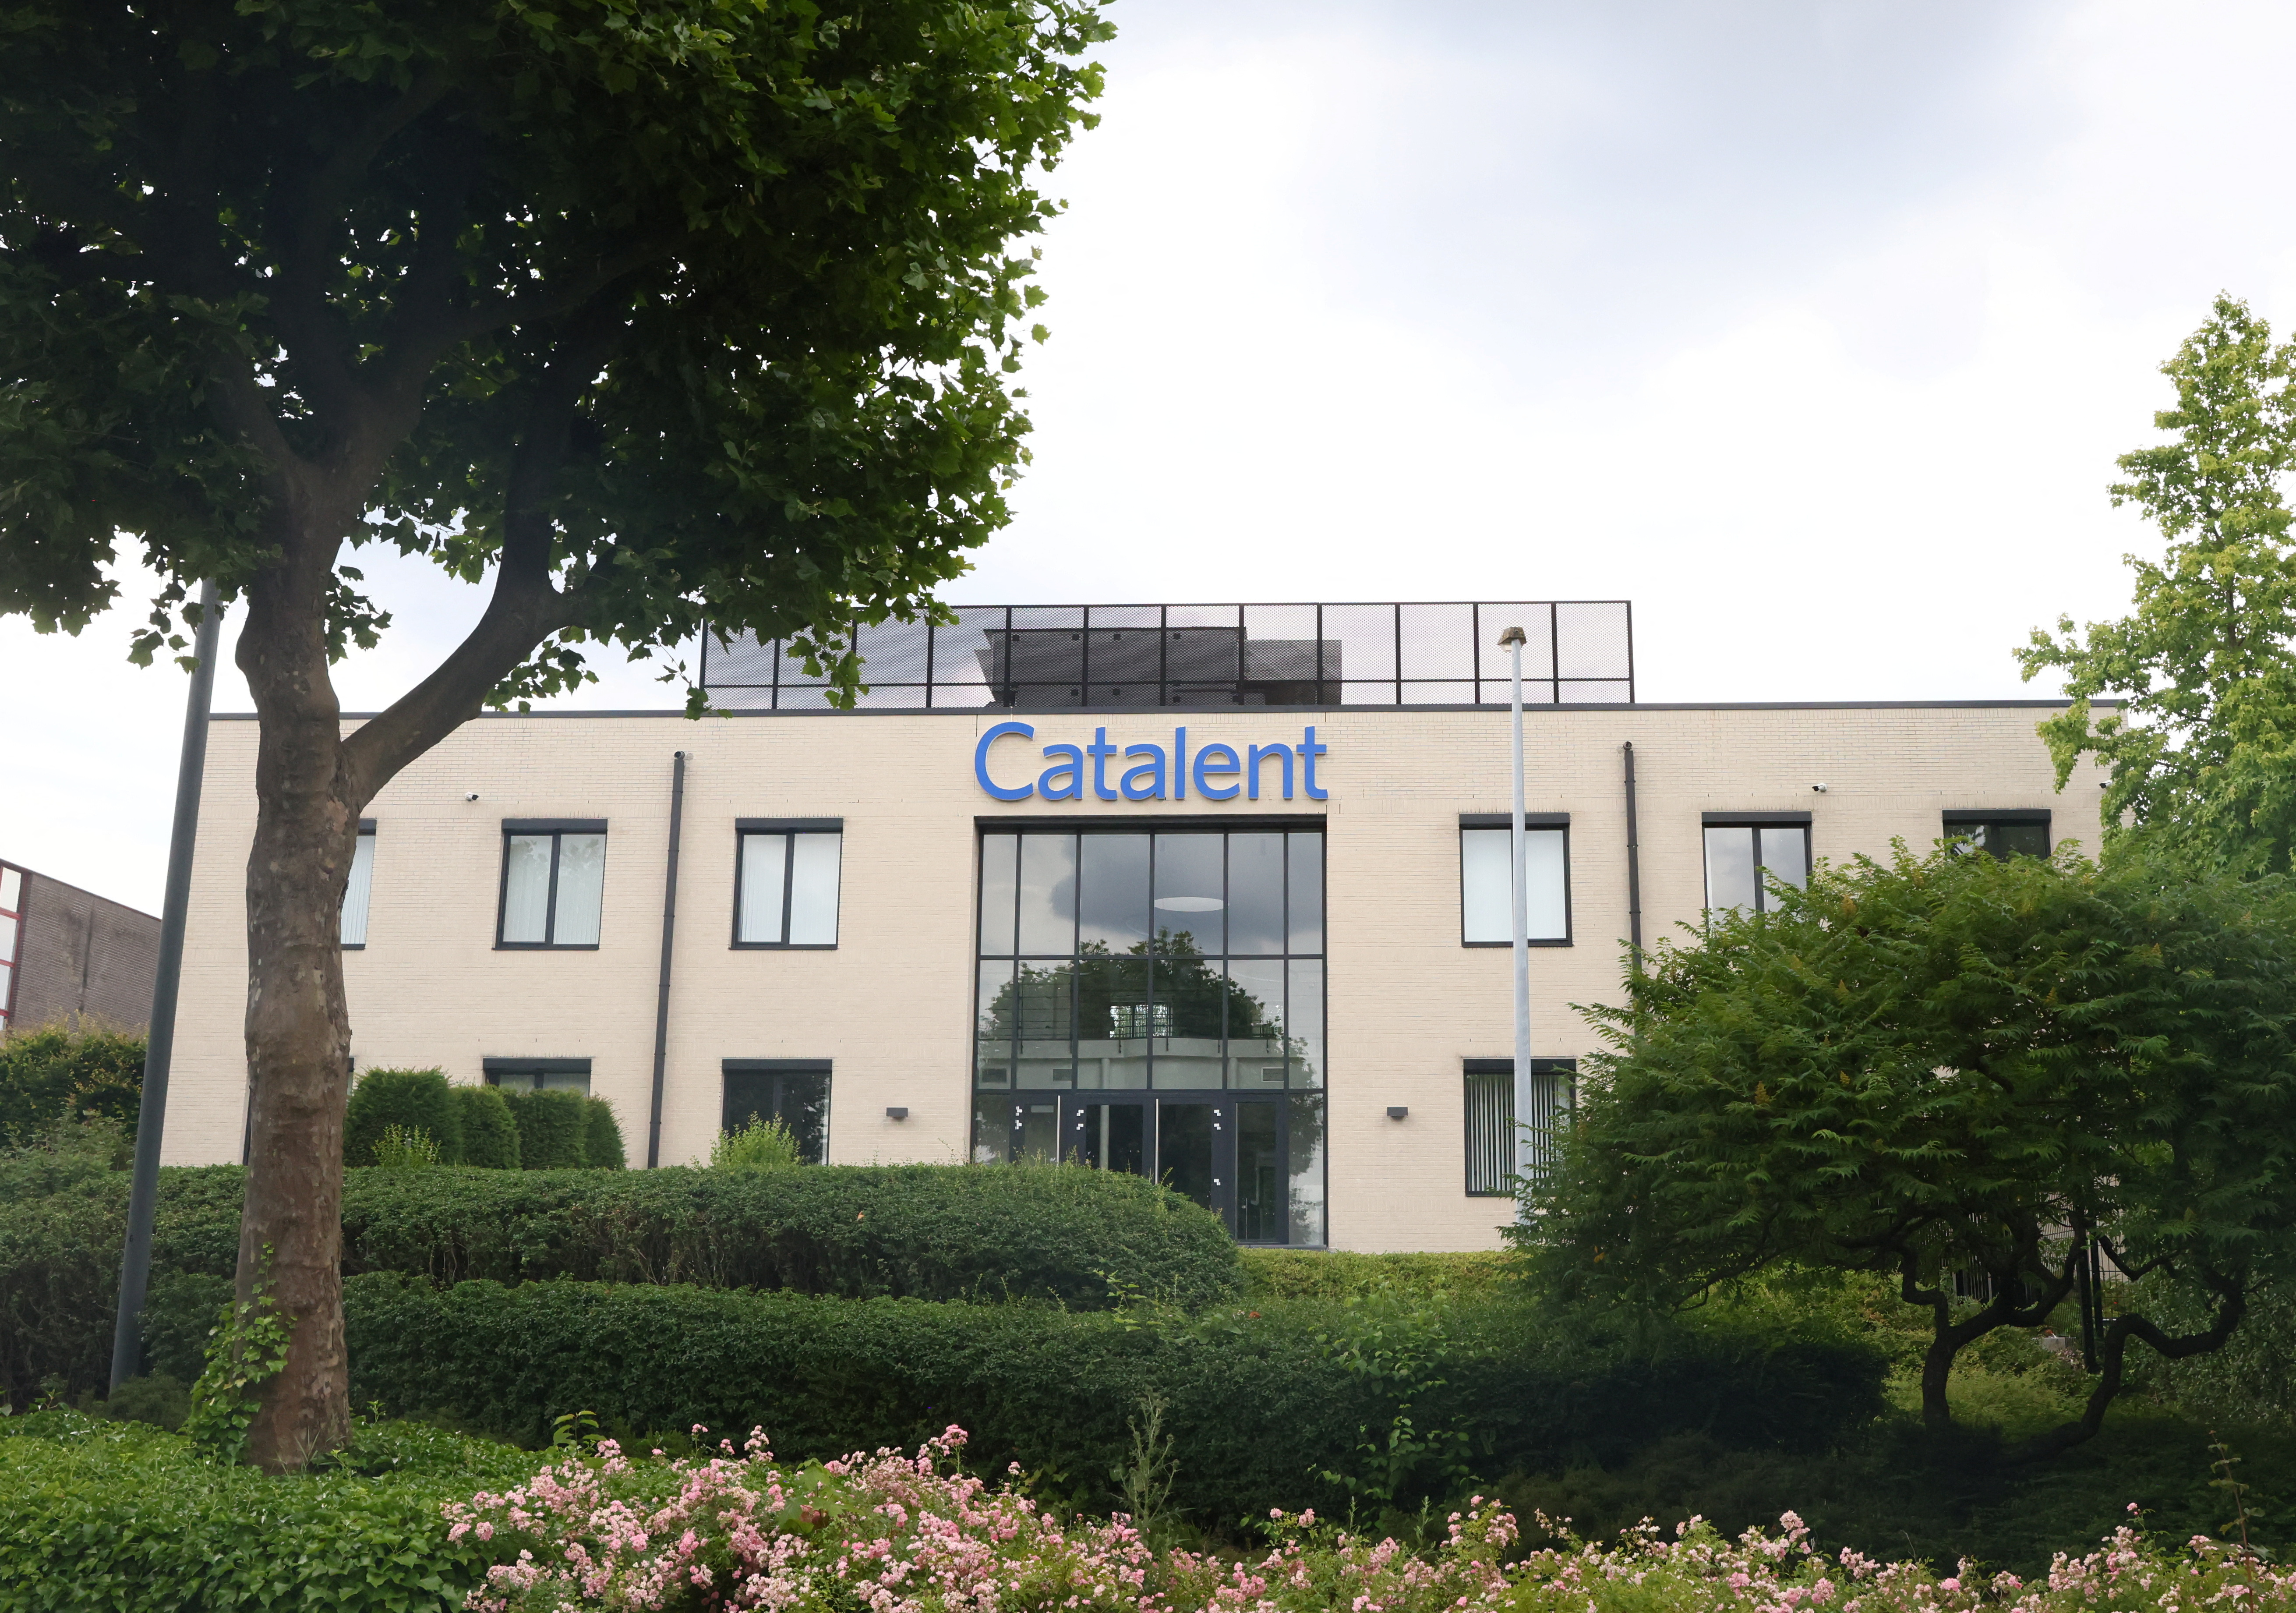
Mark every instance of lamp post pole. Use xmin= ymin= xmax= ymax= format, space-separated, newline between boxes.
xmin=110 ymin=579 xmax=223 ymax=1390
xmin=1496 ymin=624 xmax=1533 ymax=1196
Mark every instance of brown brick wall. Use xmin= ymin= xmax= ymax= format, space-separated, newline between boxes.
xmin=7 ymin=870 xmax=161 ymax=1034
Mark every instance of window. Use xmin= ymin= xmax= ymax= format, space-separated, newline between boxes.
xmin=1459 ymin=816 xmax=1569 ymax=944
xmin=722 ymin=1060 xmax=830 ymax=1163
xmin=734 ymin=821 xmax=843 ymax=947
xmin=484 ymin=1057 xmax=593 ymax=1094
xmin=971 ymin=827 xmax=1327 ymax=1245
xmin=0 ymin=862 xmax=22 ymax=1029
xmin=1944 ymin=812 xmax=2051 ymax=860
xmin=1703 ymin=817 xmax=1809 ymax=915
xmin=341 ymin=821 xmax=376 ymax=948
xmin=497 ymin=820 xmax=607 ymax=948
xmin=1463 ymin=1058 xmax=1576 ymax=1195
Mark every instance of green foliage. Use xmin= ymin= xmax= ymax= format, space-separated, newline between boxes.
xmin=307 ymin=1275 xmax=1881 ymax=1522
xmin=712 ymin=1115 xmax=808 ymax=1170
xmin=1240 ymin=1249 xmax=1515 ymax=1303
xmin=2019 ymin=294 xmax=2296 ymax=875
xmin=95 ymin=1373 xmax=190 ymax=1434
xmin=0 ymin=0 xmax=1112 ymax=696
xmin=343 ymin=1069 xmax=461 ymax=1169
xmin=0 ymin=1410 xmax=543 ymax=1613
xmin=503 ymin=1089 xmax=588 ymax=1170
xmin=371 ymin=1125 xmax=443 ymax=1171
xmin=0 ymin=1161 xmax=1247 ymax=1397
xmin=1523 ymin=844 xmax=2296 ymax=1447
xmin=582 ymin=1097 xmax=625 ymax=1171
xmin=449 ymin=1084 xmax=519 ymax=1171
xmin=0 ymin=1026 xmax=145 ymax=1148
xmin=180 ymin=1261 xmax=293 ymax=1464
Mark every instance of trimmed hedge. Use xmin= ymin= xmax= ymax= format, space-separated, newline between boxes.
xmin=452 ymin=1084 xmax=520 ymax=1169
xmin=504 ymin=1088 xmax=587 ymax=1167
xmin=132 ymin=1273 xmax=1888 ymax=1523
xmin=4 ymin=1158 xmax=1244 ymax=1400
xmin=343 ymin=1068 xmax=462 ymax=1166
xmin=583 ymin=1096 xmax=626 ymax=1170
xmin=0 ymin=1027 xmax=145 ymax=1148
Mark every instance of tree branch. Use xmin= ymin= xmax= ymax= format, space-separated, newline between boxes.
xmin=2009 ymin=1274 xmax=2248 ymax=1463
xmin=340 ymin=304 xmax=630 ymax=800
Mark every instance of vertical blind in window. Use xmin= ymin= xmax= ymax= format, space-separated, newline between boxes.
xmin=735 ymin=827 xmax=843 ymax=946
xmin=1462 ymin=1058 xmax=1575 ymax=1195
xmin=1459 ymin=823 xmax=1569 ymax=943
xmin=498 ymin=824 xmax=608 ymax=947
xmin=340 ymin=824 xmax=376 ymax=947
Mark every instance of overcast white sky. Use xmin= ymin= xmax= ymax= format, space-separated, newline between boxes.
xmin=9 ymin=0 xmax=2296 ymax=913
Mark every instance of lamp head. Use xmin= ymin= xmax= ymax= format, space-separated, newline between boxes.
xmin=1496 ymin=625 xmax=1528 ymax=650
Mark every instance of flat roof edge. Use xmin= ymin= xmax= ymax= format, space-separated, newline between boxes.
xmin=212 ymin=697 xmax=2110 ymax=722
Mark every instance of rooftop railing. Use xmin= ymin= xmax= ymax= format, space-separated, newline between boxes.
xmin=700 ymin=600 xmax=1633 ymax=711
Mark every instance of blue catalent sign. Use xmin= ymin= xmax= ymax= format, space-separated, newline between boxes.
xmin=975 ymin=723 xmax=1329 ymax=803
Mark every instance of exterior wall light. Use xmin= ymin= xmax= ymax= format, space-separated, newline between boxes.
xmin=1386 ymin=1106 xmax=1409 ymax=1121
xmin=1811 ymin=783 xmax=1829 ymax=793
xmin=885 ymin=1106 xmax=909 ymax=1121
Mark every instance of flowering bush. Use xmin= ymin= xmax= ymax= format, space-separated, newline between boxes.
xmin=446 ymin=1428 xmax=2296 ymax=1613
xmin=1510 ymin=1506 xmax=2296 ymax=1613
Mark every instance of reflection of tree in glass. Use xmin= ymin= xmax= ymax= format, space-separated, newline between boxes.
xmin=978 ymin=933 xmax=1283 ymax=1047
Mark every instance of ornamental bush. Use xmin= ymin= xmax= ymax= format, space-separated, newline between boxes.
xmin=452 ymin=1085 xmax=521 ymax=1170
xmin=151 ymin=1273 xmax=1883 ymax=1522
xmin=343 ymin=1068 xmax=462 ymax=1167
xmin=502 ymin=1089 xmax=586 ymax=1169
xmin=582 ymin=1097 xmax=625 ymax=1171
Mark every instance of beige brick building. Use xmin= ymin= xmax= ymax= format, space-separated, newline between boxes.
xmin=158 ymin=602 xmax=2105 ymax=1252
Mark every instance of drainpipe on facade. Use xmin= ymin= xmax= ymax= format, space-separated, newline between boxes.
xmin=1622 ymin=741 xmax=1643 ymax=962
xmin=111 ymin=578 xmax=223 ymax=1391
xmin=646 ymin=751 xmax=688 ymax=1168
xmin=1497 ymin=625 xmax=1534 ymax=1199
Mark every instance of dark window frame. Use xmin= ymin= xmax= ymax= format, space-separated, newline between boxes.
xmin=1457 ymin=812 xmax=1573 ymax=948
xmin=495 ymin=819 xmax=608 ymax=951
xmin=341 ymin=817 xmax=377 ymax=952
xmin=1700 ymin=814 xmax=1812 ymax=916
xmin=721 ymin=1058 xmax=832 ymax=1163
xmin=483 ymin=1055 xmax=594 ymax=1092
xmin=731 ymin=819 xmax=845 ymax=949
xmin=1943 ymin=810 xmax=2053 ymax=860
xmin=1462 ymin=1057 xmax=1577 ymax=1196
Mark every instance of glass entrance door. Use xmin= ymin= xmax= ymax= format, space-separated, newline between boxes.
xmin=1060 ymin=1097 xmax=1148 ymax=1174
xmin=1155 ymin=1098 xmax=1232 ymax=1223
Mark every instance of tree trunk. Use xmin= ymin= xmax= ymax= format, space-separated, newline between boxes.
xmin=1918 ymin=1330 xmax=1956 ymax=1428
xmin=233 ymin=534 xmax=363 ymax=1472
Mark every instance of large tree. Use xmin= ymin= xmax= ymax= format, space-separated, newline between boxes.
xmin=0 ymin=0 xmax=1107 ymax=1468
xmin=1516 ymin=845 xmax=2296 ymax=1458
xmin=2018 ymin=294 xmax=2296 ymax=875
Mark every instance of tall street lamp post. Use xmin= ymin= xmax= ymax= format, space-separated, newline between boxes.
xmin=1496 ymin=624 xmax=1533 ymax=1196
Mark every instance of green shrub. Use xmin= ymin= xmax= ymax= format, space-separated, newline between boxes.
xmin=504 ymin=1088 xmax=587 ymax=1168
xmin=712 ymin=1115 xmax=805 ymax=1169
xmin=583 ymin=1096 xmax=626 ymax=1170
xmin=372 ymin=1125 xmax=443 ymax=1170
xmin=343 ymin=1068 xmax=461 ymax=1167
xmin=0 ymin=1409 xmax=542 ymax=1613
xmin=300 ymin=1275 xmax=1885 ymax=1523
xmin=0 ymin=1026 xmax=145 ymax=1147
xmin=3 ymin=1161 xmax=1247 ymax=1397
xmin=450 ymin=1084 xmax=519 ymax=1169
xmin=1241 ymin=1249 xmax=1516 ymax=1302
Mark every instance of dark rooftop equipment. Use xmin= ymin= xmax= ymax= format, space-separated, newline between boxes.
xmin=700 ymin=601 xmax=1633 ymax=711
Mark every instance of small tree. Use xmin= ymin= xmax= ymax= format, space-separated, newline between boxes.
xmin=2018 ymin=294 xmax=2296 ymax=874
xmin=1519 ymin=845 xmax=2296 ymax=1457
xmin=582 ymin=1097 xmax=625 ymax=1171
xmin=0 ymin=1 xmax=1106 ymax=1466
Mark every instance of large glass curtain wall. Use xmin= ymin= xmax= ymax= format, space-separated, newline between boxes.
xmin=973 ymin=828 xmax=1326 ymax=1245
